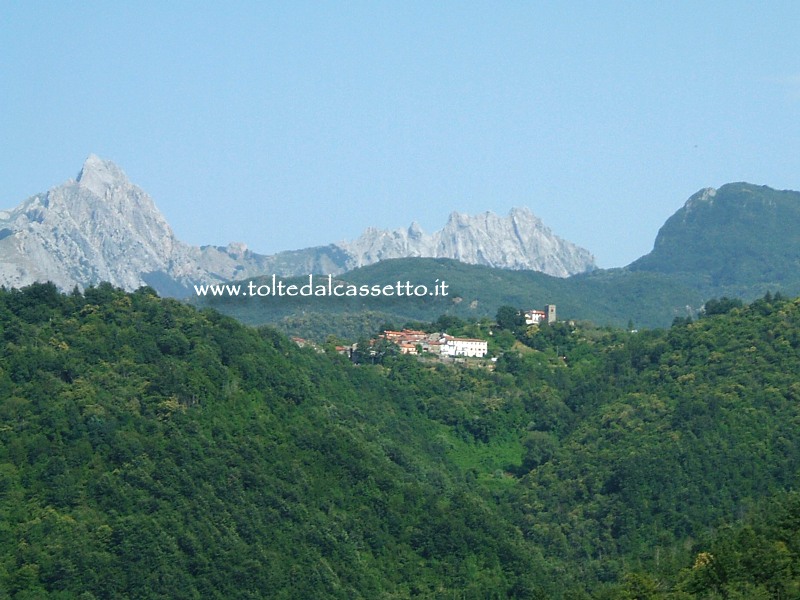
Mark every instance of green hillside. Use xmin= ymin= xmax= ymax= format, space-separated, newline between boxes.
xmin=2 ymin=283 xmax=800 ymax=597
xmin=194 ymin=258 xmax=701 ymax=340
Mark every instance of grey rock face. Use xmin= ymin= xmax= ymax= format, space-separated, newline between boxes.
xmin=339 ymin=207 xmax=596 ymax=277
xmin=0 ymin=155 xmax=273 ymax=294
xmin=0 ymin=156 xmax=595 ymax=295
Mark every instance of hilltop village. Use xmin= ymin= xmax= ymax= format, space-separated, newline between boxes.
xmin=380 ymin=304 xmax=557 ymax=358
xmin=381 ymin=329 xmax=488 ymax=358
xmin=293 ymin=304 xmax=557 ymax=361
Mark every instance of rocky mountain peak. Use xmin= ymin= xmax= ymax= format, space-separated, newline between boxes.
xmin=407 ymin=221 xmax=424 ymax=239
xmin=76 ymin=154 xmax=131 ymax=197
xmin=508 ymin=206 xmax=540 ymax=223
xmin=0 ymin=155 xmax=340 ymax=294
xmin=0 ymin=155 xmax=181 ymax=291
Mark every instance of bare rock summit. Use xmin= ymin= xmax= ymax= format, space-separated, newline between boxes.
xmin=0 ymin=155 xmax=272 ymax=293
xmin=340 ymin=207 xmax=596 ymax=277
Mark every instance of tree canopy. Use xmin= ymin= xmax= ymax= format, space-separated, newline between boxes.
xmin=1 ymin=283 xmax=799 ymax=597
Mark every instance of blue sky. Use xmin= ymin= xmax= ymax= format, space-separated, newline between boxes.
xmin=2 ymin=2 xmax=799 ymax=268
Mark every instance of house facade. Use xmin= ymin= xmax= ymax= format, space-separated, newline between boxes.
xmin=439 ymin=335 xmax=488 ymax=358
xmin=525 ymin=304 xmax=556 ymax=325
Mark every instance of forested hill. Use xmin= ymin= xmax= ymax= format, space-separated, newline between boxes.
xmin=0 ymin=283 xmax=549 ymax=598
xmin=504 ymin=292 xmax=800 ymax=597
xmin=1 ymin=283 xmax=800 ymax=598
xmin=629 ymin=183 xmax=800 ymax=292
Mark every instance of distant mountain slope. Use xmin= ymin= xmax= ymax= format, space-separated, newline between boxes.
xmin=197 ymin=182 xmax=800 ymax=337
xmin=0 ymin=156 xmax=593 ymax=295
xmin=628 ymin=183 xmax=800 ymax=292
xmin=8 ymin=158 xmax=800 ymax=330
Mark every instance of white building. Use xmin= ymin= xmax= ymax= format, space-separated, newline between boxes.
xmin=525 ymin=305 xmax=556 ymax=325
xmin=439 ymin=335 xmax=488 ymax=358
xmin=524 ymin=309 xmax=546 ymax=325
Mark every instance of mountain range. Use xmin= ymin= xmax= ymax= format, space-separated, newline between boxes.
xmin=5 ymin=156 xmax=800 ymax=333
xmin=200 ymin=182 xmax=800 ymax=335
xmin=0 ymin=155 xmax=595 ymax=294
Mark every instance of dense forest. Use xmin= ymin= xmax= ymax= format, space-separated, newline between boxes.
xmin=1 ymin=283 xmax=799 ymax=597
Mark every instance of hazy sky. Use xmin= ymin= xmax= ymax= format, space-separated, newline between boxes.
xmin=3 ymin=2 xmax=799 ymax=268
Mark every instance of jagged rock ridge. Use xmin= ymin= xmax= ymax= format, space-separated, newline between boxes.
xmin=340 ymin=208 xmax=596 ymax=277
xmin=0 ymin=156 xmax=596 ymax=295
